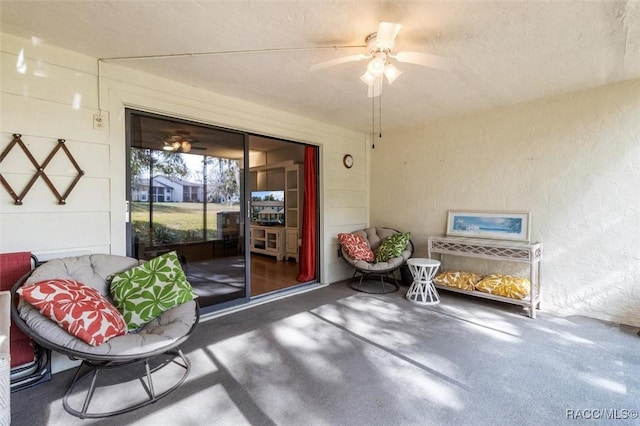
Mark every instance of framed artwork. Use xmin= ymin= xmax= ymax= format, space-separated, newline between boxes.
xmin=446 ymin=210 xmax=531 ymax=242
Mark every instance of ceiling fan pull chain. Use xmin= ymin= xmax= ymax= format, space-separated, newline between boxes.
xmin=379 ymin=89 xmax=382 ymax=139
xmin=372 ymin=94 xmax=376 ymax=149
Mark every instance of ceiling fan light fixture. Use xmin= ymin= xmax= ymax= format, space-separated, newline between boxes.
xmin=366 ymin=57 xmax=386 ymax=77
xmin=360 ymin=71 xmax=376 ymax=86
xmin=163 ymin=129 xmax=194 ymax=153
xmin=384 ymin=63 xmax=402 ymax=84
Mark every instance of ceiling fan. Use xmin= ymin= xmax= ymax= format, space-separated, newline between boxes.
xmin=309 ymin=22 xmax=452 ymax=97
xmin=162 ymin=129 xmax=206 ymax=153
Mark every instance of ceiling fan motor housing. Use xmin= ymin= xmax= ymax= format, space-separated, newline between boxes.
xmin=366 ymin=33 xmax=393 ymax=56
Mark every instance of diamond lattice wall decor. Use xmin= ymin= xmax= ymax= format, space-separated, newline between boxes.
xmin=0 ymin=134 xmax=84 ymax=205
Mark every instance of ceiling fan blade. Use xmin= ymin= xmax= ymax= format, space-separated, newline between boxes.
xmin=395 ymin=51 xmax=454 ymax=71
xmin=376 ymin=22 xmax=402 ymax=50
xmin=309 ymin=54 xmax=368 ymax=71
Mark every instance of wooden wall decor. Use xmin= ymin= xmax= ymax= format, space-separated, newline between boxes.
xmin=0 ymin=134 xmax=84 ymax=205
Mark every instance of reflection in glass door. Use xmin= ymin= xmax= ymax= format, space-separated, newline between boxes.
xmin=126 ymin=110 xmax=246 ymax=310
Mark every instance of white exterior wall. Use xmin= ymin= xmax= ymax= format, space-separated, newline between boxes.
xmin=370 ymin=78 xmax=640 ymax=326
xmin=0 ymin=33 xmax=368 ymax=284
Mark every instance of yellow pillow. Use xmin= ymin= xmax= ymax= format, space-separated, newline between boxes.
xmin=475 ymin=274 xmax=530 ymax=299
xmin=433 ymin=271 xmax=482 ymax=291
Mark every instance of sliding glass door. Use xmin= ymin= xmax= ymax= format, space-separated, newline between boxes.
xmin=126 ymin=110 xmax=321 ymax=312
xmin=126 ymin=110 xmax=247 ymax=310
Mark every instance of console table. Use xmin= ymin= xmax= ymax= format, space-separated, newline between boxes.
xmin=250 ymin=225 xmax=285 ymax=261
xmin=428 ymin=236 xmax=542 ymax=318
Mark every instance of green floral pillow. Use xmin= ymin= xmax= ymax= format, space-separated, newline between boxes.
xmin=375 ymin=232 xmax=411 ymax=262
xmin=110 ymin=251 xmax=195 ymax=330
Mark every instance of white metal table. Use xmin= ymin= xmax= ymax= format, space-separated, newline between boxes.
xmin=406 ymin=258 xmax=441 ymax=305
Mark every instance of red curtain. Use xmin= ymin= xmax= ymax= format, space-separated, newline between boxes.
xmin=296 ymin=146 xmax=317 ymax=282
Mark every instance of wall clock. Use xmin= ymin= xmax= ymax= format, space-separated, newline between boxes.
xmin=343 ymin=154 xmax=354 ymax=169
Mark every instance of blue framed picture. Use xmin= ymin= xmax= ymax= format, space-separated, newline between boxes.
xmin=446 ymin=210 xmax=531 ymax=242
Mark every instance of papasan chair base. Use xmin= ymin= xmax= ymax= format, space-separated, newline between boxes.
xmin=63 ymin=348 xmax=191 ymax=418
xmin=349 ymin=269 xmax=400 ymax=294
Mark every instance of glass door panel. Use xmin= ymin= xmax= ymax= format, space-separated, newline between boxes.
xmin=247 ymin=136 xmax=314 ymax=296
xmin=127 ymin=110 xmax=247 ymax=310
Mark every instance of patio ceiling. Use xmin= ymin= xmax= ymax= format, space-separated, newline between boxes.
xmin=1 ymin=1 xmax=639 ymax=134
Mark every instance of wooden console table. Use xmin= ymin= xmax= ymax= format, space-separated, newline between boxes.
xmin=428 ymin=236 xmax=542 ymax=318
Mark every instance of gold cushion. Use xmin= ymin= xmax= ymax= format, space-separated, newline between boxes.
xmin=475 ymin=274 xmax=530 ymax=299
xmin=434 ymin=271 xmax=482 ymax=291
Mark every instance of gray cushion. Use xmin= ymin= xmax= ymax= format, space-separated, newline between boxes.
xmin=18 ymin=299 xmax=196 ymax=356
xmin=25 ymin=254 xmax=140 ymax=296
xmin=18 ymin=254 xmax=197 ymax=357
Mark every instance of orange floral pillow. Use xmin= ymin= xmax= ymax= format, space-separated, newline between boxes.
xmin=338 ymin=233 xmax=374 ymax=262
xmin=19 ymin=279 xmax=128 ymax=346
xmin=434 ymin=271 xmax=482 ymax=291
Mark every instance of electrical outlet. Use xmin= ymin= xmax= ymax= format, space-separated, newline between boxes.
xmin=93 ymin=112 xmax=108 ymax=130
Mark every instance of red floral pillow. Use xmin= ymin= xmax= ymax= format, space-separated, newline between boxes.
xmin=18 ymin=279 xmax=127 ymax=346
xmin=338 ymin=233 xmax=374 ymax=262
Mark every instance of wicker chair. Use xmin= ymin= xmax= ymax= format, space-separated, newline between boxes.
xmin=339 ymin=227 xmax=414 ymax=294
xmin=11 ymin=254 xmax=199 ymax=419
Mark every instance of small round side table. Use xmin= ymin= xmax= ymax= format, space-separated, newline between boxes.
xmin=406 ymin=258 xmax=441 ymax=305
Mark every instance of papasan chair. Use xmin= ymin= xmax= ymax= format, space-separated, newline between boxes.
xmin=11 ymin=252 xmax=199 ymax=419
xmin=338 ymin=227 xmax=414 ymax=294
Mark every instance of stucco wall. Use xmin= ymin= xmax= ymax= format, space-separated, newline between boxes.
xmin=0 ymin=32 xmax=367 ymax=284
xmin=371 ymin=78 xmax=640 ymax=326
